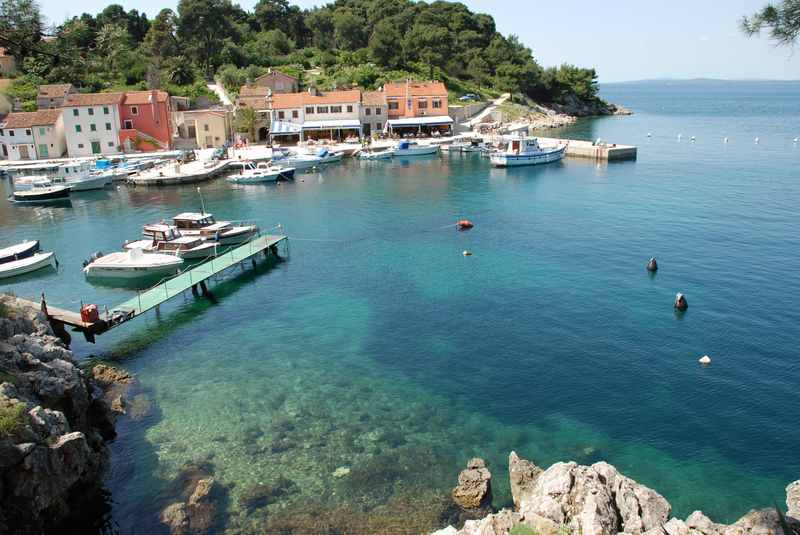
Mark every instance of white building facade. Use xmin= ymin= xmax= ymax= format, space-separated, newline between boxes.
xmin=61 ymin=93 xmax=124 ymax=157
xmin=0 ymin=109 xmax=65 ymax=160
xmin=270 ymin=89 xmax=363 ymax=140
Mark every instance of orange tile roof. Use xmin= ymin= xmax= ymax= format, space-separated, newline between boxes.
xmin=1 ymin=109 xmax=62 ymax=128
xmin=237 ymin=96 xmax=269 ymax=110
xmin=271 ymin=90 xmax=361 ymax=109
xmin=255 ymin=69 xmax=297 ymax=82
xmin=384 ymin=81 xmax=447 ymax=98
xmin=37 ymin=84 xmax=72 ymax=98
xmin=362 ymin=91 xmax=386 ymax=106
xmin=124 ymin=90 xmax=169 ymax=104
xmin=239 ymin=85 xmax=270 ymax=97
xmin=62 ymin=92 xmax=125 ymax=107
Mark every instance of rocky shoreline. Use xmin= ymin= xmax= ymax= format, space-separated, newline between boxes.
xmin=437 ymin=453 xmax=800 ymax=535
xmin=0 ymin=296 xmax=127 ymax=534
xmin=484 ymin=96 xmax=632 ymax=134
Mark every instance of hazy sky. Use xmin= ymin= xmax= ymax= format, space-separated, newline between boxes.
xmin=37 ymin=0 xmax=800 ymax=82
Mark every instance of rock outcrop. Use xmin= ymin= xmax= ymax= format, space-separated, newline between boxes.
xmin=433 ymin=452 xmax=800 ymax=535
xmin=452 ymin=458 xmax=493 ymax=512
xmin=0 ymin=295 xmax=116 ymax=534
xmin=160 ymin=461 xmax=227 ymax=534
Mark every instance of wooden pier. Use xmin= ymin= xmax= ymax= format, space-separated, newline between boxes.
xmin=30 ymin=234 xmax=287 ymax=343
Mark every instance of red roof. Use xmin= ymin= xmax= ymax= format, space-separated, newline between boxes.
xmin=384 ymin=81 xmax=447 ymax=98
xmin=271 ymin=90 xmax=361 ymax=109
xmin=37 ymin=84 xmax=73 ymax=98
xmin=1 ymin=110 xmax=62 ymax=128
xmin=124 ymin=91 xmax=169 ymax=105
xmin=62 ymin=92 xmax=125 ymax=107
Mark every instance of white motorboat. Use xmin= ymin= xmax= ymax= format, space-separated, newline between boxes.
xmin=172 ymin=212 xmax=258 ymax=246
xmin=273 ymin=148 xmax=343 ymax=169
xmin=0 ymin=251 xmax=57 ymax=279
xmin=123 ymin=224 xmax=219 ymax=260
xmin=489 ymin=137 xmax=567 ymax=167
xmin=358 ymin=149 xmax=393 ymax=160
xmin=0 ymin=240 xmax=40 ymax=263
xmin=10 ymin=179 xmax=71 ymax=203
xmin=392 ymin=140 xmax=439 ymax=156
xmin=83 ymin=248 xmax=183 ymax=279
xmin=51 ymin=161 xmax=111 ymax=191
xmin=227 ymin=161 xmax=296 ymax=183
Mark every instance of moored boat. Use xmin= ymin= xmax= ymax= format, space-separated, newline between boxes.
xmin=489 ymin=137 xmax=567 ymax=167
xmin=83 ymin=248 xmax=184 ymax=279
xmin=10 ymin=179 xmax=71 ymax=204
xmin=172 ymin=213 xmax=258 ymax=246
xmin=124 ymin=224 xmax=220 ymax=260
xmin=272 ymin=148 xmax=343 ymax=169
xmin=392 ymin=140 xmax=439 ymax=156
xmin=358 ymin=149 xmax=393 ymax=160
xmin=0 ymin=240 xmax=40 ymax=264
xmin=0 ymin=251 xmax=57 ymax=279
xmin=52 ymin=161 xmax=111 ymax=191
xmin=227 ymin=161 xmax=295 ymax=183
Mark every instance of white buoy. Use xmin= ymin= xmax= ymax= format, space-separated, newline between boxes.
xmin=754 ymin=137 xmax=760 ymax=144
xmin=723 ymin=137 xmax=729 ymax=143
xmin=647 ymin=132 xmax=652 ymax=138
xmin=698 ymin=355 xmax=712 ymax=365
xmin=463 ymin=250 xmax=472 ymax=256
xmin=677 ymin=133 xmax=682 ymax=141
xmin=690 ymin=136 xmax=696 ymax=143
xmin=794 ymin=137 xmax=798 ymax=143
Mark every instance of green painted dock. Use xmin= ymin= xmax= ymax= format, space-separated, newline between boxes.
xmin=36 ymin=234 xmax=287 ymax=343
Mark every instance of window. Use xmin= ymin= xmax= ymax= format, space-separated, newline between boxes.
xmin=375 ymin=122 xmax=381 ymax=131
xmin=75 ymin=125 xmax=82 ymax=133
xmin=407 ymin=99 xmax=412 ymax=109
xmin=124 ymin=120 xmax=133 ymax=129
xmin=347 ymin=105 xmax=353 ymax=113
xmin=317 ymin=106 xmax=328 ymax=114
xmin=292 ymin=110 xmax=298 ymax=119
xmin=305 ymin=106 xmax=314 ymax=114
xmin=25 ymin=129 xmax=31 ymax=135
xmin=90 ymin=124 xmax=97 ymax=132
xmin=78 ymin=143 xmax=84 ymax=148
xmin=0 ymin=129 xmax=3 ymax=136
xmin=105 ymin=123 xmax=111 ymax=131
xmin=432 ymin=99 xmax=442 ymax=109
xmin=9 ymin=130 xmax=14 ymax=137
xmin=418 ymin=99 xmax=428 ymax=109
xmin=108 ymin=141 xmax=114 ymax=147
xmin=203 ymin=124 xmax=209 ymax=132
xmin=88 ymin=108 xmax=94 ymax=116
xmin=365 ymin=108 xmax=371 ymax=116
xmin=73 ymin=109 xmax=79 ymax=116
xmin=39 ymin=128 xmax=45 ymax=135
xmin=276 ymin=81 xmax=284 ymax=90
xmin=330 ymin=106 xmax=342 ymax=113
xmin=375 ymin=108 xmax=382 ymax=115
xmin=278 ymin=111 xmax=285 ymax=120
xmin=388 ymin=101 xmax=399 ymax=110
xmin=103 ymin=106 xmax=109 ymax=115
xmin=130 ymin=106 xmax=139 ymax=116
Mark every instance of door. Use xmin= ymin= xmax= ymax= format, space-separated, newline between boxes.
xmin=258 ymin=127 xmax=268 ymax=141
xmin=91 ymin=141 xmax=101 ymax=154
xmin=19 ymin=145 xmax=29 ymax=159
xmin=205 ymin=136 xmax=213 ymax=148
xmin=38 ymin=144 xmax=48 ymax=158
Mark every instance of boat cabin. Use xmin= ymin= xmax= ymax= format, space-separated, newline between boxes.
xmin=142 ymin=224 xmax=205 ymax=251
xmin=503 ymin=137 xmax=541 ymax=155
xmin=57 ymin=161 xmax=92 ymax=180
xmin=172 ymin=212 xmax=233 ymax=235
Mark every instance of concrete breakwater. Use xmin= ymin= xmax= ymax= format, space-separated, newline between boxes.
xmin=436 ymin=452 xmax=800 ymax=535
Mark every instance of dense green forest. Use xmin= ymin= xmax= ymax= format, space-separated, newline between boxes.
xmin=0 ymin=0 xmax=601 ymax=110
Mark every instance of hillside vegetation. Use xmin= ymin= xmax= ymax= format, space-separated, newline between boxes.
xmin=0 ymin=0 xmax=603 ymax=110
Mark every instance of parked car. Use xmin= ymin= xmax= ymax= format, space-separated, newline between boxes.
xmin=459 ymin=94 xmax=479 ymax=102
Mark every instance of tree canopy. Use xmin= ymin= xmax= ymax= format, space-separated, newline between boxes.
xmin=742 ymin=0 xmax=800 ymax=45
xmin=0 ymin=0 xmax=602 ymax=108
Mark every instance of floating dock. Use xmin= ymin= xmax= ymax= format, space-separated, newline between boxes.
xmin=28 ymin=234 xmax=287 ymax=343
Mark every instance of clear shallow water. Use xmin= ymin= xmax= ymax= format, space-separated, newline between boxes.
xmin=1 ymin=80 xmax=799 ymax=533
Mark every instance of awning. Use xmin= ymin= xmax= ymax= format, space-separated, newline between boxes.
xmin=387 ymin=116 xmax=454 ymax=127
xmin=301 ymin=119 xmax=361 ymax=130
xmin=270 ymin=120 xmax=302 ymax=135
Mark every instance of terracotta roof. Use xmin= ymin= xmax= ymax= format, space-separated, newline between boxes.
xmin=255 ymin=69 xmax=297 ymax=82
xmin=362 ymin=91 xmax=386 ymax=106
xmin=384 ymin=81 xmax=447 ymax=98
xmin=124 ymin=90 xmax=169 ymax=105
xmin=1 ymin=109 xmax=62 ymax=128
xmin=239 ymin=85 xmax=270 ymax=98
xmin=62 ymin=92 xmax=125 ymax=107
xmin=37 ymin=84 xmax=72 ymax=98
xmin=272 ymin=90 xmax=361 ymax=109
xmin=237 ymin=96 xmax=269 ymax=110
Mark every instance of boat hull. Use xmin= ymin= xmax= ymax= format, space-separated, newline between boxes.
xmin=490 ymin=145 xmax=567 ymax=167
xmin=69 ymin=175 xmax=112 ymax=191
xmin=0 ymin=252 xmax=56 ymax=279
xmin=84 ymin=264 xmax=180 ymax=279
xmin=0 ymin=240 xmax=40 ymax=264
xmin=393 ymin=146 xmax=439 ymax=156
xmin=11 ymin=187 xmax=71 ymax=203
xmin=359 ymin=151 xmax=393 ymax=160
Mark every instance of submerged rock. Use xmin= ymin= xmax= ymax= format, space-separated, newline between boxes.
xmin=239 ymin=476 xmax=298 ymax=511
xmin=451 ymin=457 xmax=493 ymax=512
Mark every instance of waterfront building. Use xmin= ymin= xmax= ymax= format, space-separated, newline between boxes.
xmin=173 ymin=108 xmax=233 ymax=149
xmin=0 ymin=110 xmax=65 ymax=160
xmin=119 ymin=90 xmax=173 ymax=152
xmin=360 ymin=91 xmax=387 ymax=137
xmin=37 ymin=84 xmax=75 ymax=109
xmin=383 ymin=80 xmax=453 ymax=136
xmin=236 ymin=86 xmax=272 ymax=142
xmin=270 ymin=89 xmax=362 ymax=142
xmin=60 ymin=93 xmax=125 ymax=157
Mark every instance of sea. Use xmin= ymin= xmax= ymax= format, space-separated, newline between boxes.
xmin=1 ymin=79 xmax=799 ymax=534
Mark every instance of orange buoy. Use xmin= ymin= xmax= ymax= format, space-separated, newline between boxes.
xmin=457 ymin=219 xmax=474 ymax=230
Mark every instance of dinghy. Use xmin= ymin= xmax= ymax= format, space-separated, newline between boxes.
xmin=0 ymin=251 xmax=56 ymax=279
xmin=0 ymin=240 xmax=40 ymax=264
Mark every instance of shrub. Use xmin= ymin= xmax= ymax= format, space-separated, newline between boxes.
xmin=510 ymin=526 xmax=540 ymax=535
xmin=0 ymin=403 xmax=27 ymax=439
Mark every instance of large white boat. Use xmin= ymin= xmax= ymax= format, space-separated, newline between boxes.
xmin=391 ymin=140 xmax=439 ymax=156
xmin=489 ymin=137 xmax=567 ymax=167
xmin=172 ymin=213 xmax=258 ymax=246
xmin=227 ymin=161 xmax=295 ymax=183
xmin=83 ymin=248 xmax=184 ymax=279
xmin=53 ymin=161 xmax=111 ymax=191
xmin=0 ymin=251 xmax=57 ymax=279
xmin=123 ymin=224 xmax=219 ymax=260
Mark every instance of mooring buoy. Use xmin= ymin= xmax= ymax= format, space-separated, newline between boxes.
xmin=462 ymin=250 xmax=472 ymax=256
xmin=674 ymin=293 xmax=688 ymax=311
xmin=646 ymin=257 xmax=658 ymax=272
xmin=698 ymin=355 xmax=712 ymax=365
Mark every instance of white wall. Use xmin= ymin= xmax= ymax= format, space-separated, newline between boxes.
xmin=31 ymin=115 xmax=66 ymax=158
xmin=273 ymin=102 xmax=362 ymax=125
xmin=0 ymin=127 xmax=36 ymax=160
xmin=62 ymin=104 xmax=123 ymax=157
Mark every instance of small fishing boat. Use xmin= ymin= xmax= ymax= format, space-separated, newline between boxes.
xmin=490 ymin=137 xmax=567 ymax=167
xmin=273 ymin=148 xmax=343 ymax=169
xmin=83 ymin=248 xmax=183 ymax=279
xmin=227 ymin=161 xmax=295 ymax=183
xmin=50 ymin=161 xmax=111 ymax=191
xmin=392 ymin=140 xmax=439 ymax=156
xmin=172 ymin=213 xmax=258 ymax=246
xmin=0 ymin=251 xmax=57 ymax=279
xmin=0 ymin=240 xmax=40 ymax=263
xmin=358 ymin=149 xmax=393 ymax=160
xmin=123 ymin=224 xmax=219 ymax=260
xmin=10 ymin=179 xmax=71 ymax=203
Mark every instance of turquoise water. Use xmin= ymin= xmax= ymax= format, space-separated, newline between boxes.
xmin=1 ymin=80 xmax=799 ymax=533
